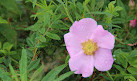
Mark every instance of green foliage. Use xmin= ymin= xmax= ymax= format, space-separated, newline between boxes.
xmin=0 ymin=0 xmax=21 ymax=15
xmin=0 ymin=16 xmax=8 ymax=24
xmin=0 ymin=67 xmax=12 ymax=81
xmin=124 ymin=76 xmax=136 ymax=81
xmin=9 ymin=64 xmax=19 ymax=81
xmin=104 ymin=1 xmax=123 ymax=31
xmin=0 ymin=42 xmax=15 ymax=55
xmin=19 ymin=49 xmax=27 ymax=81
xmin=117 ymin=0 xmax=128 ymax=20
xmin=114 ymin=49 xmax=137 ymax=80
xmin=27 ymin=59 xmax=40 ymax=72
xmin=45 ymin=32 xmax=61 ymax=40
xmin=105 ymin=1 xmax=123 ymax=24
xmin=0 ymin=0 xmax=137 ymax=81
xmin=42 ymin=64 xmax=67 ymax=81
xmin=53 ymin=71 xmax=74 ymax=81
xmin=0 ymin=24 xmax=17 ymax=44
xmin=30 ymin=65 xmax=44 ymax=81
xmin=0 ymin=42 xmax=18 ymax=69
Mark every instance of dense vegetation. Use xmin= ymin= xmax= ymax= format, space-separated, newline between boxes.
xmin=0 ymin=0 xmax=137 ymax=81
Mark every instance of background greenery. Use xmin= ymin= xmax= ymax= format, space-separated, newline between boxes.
xmin=0 ymin=0 xmax=137 ymax=81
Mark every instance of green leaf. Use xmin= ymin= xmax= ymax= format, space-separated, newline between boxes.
xmin=85 ymin=0 xmax=90 ymax=5
xmin=116 ymin=56 xmax=127 ymax=68
xmin=4 ymin=57 xmax=11 ymax=67
xmin=112 ymin=25 xmax=121 ymax=28
xmin=26 ymin=37 xmax=35 ymax=48
xmin=0 ymin=17 xmax=8 ymax=24
xmin=0 ymin=0 xmax=21 ymax=15
xmin=99 ymin=74 xmax=112 ymax=81
xmin=45 ymin=32 xmax=60 ymax=40
xmin=114 ymin=6 xmax=123 ymax=11
xmin=96 ymin=0 xmax=104 ymax=10
xmin=3 ymin=42 xmax=13 ymax=52
xmin=0 ymin=50 xmax=6 ymax=54
xmin=36 ymin=12 xmax=50 ymax=27
xmin=27 ymin=59 xmax=40 ymax=72
xmin=19 ymin=49 xmax=27 ymax=81
xmin=114 ymin=64 xmax=126 ymax=74
xmin=117 ymin=0 xmax=127 ymax=19
xmin=56 ymin=0 xmax=64 ymax=4
xmin=108 ymin=1 xmax=115 ymax=12
xmin=90 ymin=0 xmax=95 ymax=11
xmin=25 ymin=22 xmax=42 ymax=31
xmin=112 ymin=18 xmax=125 ymax=24
xmin=127 ymin=67 xmax=137 ymax=74
xmin=53 ymin=71 xmax=74 ymax=81
xmin=119 ymin=55 xmax=128 ymax=68
xmin=124 ymin=76 xmax=136 ymax=81
xmin=32 ymin=0 xmax=37 ymax=8
xmin=114 ymin=49 xmax=128 ymax=68
xmin=26 ymin=32 xmax=38 ymax=48
xmin=128 ymin=56 xmax=137 ymax=67
xmin=0 ymin=67 xmax=12 ymax=81
xmin=0 ymin=24 xmax=17 ymax=44
xmin=131 ymin=29 xmax=136 ymax=36
xmin=30 ymin=65 xmax=44 ymax=81
xmin=9 ymin=64 xmax=19 ymax=81
xmin=65 ymin=55 xmax=70 ymax=65
xmin=76 ymin=2 xmax=83 ymax=13
xmin=43 ymin=12 xmax=50 ymax=26
xmin=41 ymin=64 xmax=66 ymax=81
xmin=36 ymin=35 xmax=46 ymax=42
xmin=8 ymin=51 xmax=17 ymax=55
xmin=129 ymin=50 xmax=137 ymax=57
xmin=0 ymin=57 xmax=4 ymax=63
xmin=39 ymin=27 xmax=45 ymax=34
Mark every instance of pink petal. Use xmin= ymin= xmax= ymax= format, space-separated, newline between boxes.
xmin=129 ymin=20 xmax=133 ymax=27
xmin=69 ymin=52 xmax=94 ymax=77
xmin=91 ymin=25 xmax=115 ymax=49
xmin=70 ymin=18 xmax=97 ymax=42
xmin=133 ymin=19 xmax=136 ymax=27
xmin=64 ymin=33 xmax=82 ymax=58
xmin=94 ymin=48 xmax=114 ymax=71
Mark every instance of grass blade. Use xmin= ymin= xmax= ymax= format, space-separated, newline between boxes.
xmin=30 ymin=65 xmax=44 ymax=81
xmin=9 ymin=64 xmax=19 ymax=81
xmin=53 ymin=71 xmax=74 ymax=81
xmin=41 ymin=64 xmax=66 ymax=81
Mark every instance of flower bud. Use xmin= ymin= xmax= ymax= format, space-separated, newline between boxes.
xmin=129 ymin=19 xmax=136 ymax=27
xmin=129 ymin=0 xmax=135 ymax=10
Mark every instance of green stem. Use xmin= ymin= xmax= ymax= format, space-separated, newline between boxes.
xmin=107 ymin=71 xmax=114 ymax=81
xmin=32 ymin=27 xmax=50 ymax=61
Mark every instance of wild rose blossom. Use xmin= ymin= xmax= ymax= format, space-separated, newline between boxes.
xmin=64 ymin=18 xmax=115 ymax=77
xmin=129 ymin=19 xmax=136 ymax=28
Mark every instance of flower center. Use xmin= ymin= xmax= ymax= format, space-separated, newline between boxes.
xmin=81 ymin=39 xmax=98 ymax=55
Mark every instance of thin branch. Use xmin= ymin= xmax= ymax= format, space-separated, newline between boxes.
xmin=89 ymin=71 xmax=96 ymax=81
xmin=127 ymin=41 xmax=137 ymax=46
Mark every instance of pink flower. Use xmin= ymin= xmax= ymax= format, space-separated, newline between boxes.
xmin=64 ymin=18 xmax=115 ymax=77
xmin=129 ymin=19 xmax=136 ymax=27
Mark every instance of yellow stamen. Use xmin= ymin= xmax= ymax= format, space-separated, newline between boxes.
xmin=81 ymin=39 xmax=98 ymax=55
